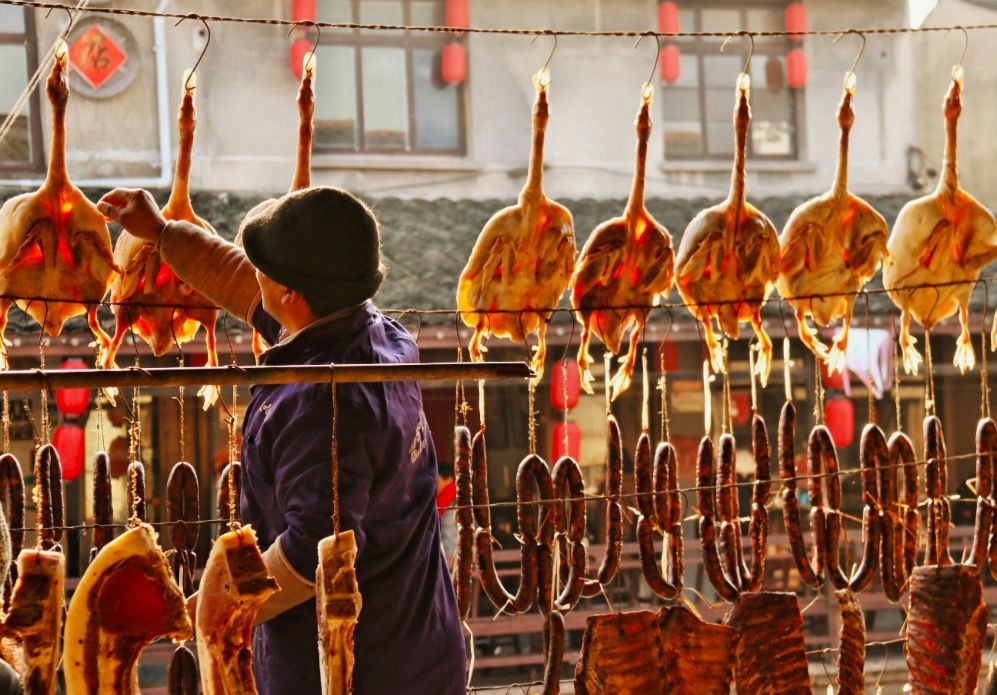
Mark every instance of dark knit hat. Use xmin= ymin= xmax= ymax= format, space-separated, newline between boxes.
xmin=242 ymin=187 xmax=384 ymax=313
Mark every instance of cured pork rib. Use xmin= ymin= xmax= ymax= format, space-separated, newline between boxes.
xmin=317 ymin=531 xmax=361 ymax=695
xmin=0 ymin=41 xmax=117 ymax=367
xmin=4 ymin=549 xmax=64 ymax=694
xmin=104 ymin=72 xmax=220 ymax=407
xmin=571 ymin=84 xmax=674 ymax=399
xmin=906 ymin=565 xmax=987 ymax=694
xmin=724 ymin=591 xmax=810 ymax=694
xmin=575 ymin=611 xmax=665 ymax=695
xmin=456 ymin=68 xmax=576 ymax=385
xmin=196 ymin=526 xmax=278 ymax=694
xmin=63 ymin=523 xmax=192 ymax=694
xmin=658 ymin=605 xmax=734 ymax=695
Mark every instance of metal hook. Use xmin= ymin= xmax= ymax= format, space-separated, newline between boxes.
xmin=44 ymin=4 xmax=74 ymax=30
xmin=286 ymin=19 xmax=322 ymax=63
xmin=720 ymin=31 xmax=754 ymax=75
xmin=530 ymin=30 xmax=558 ymax=73
xmin=633 ymin=32 xmax=662 ymax=88
xmin=174 ymin=14 xmax=211 ymax=91
xmin=833 ymin=29 xmax=866 ymax=76
xmin=952 ymin=25 xmax=969 ymax=66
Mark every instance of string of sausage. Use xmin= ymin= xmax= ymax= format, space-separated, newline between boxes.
xmin=0 ymin=452 xmax=22 ymax=606
xmin=635 ymin=434 xmax=682 ymax=599
xmin=551 ymin=455 xmax=586 ymax=612
xmin=90 ymin=451 xmax=113 ymax=563
xmin=882 ymin=431 xmax=918 ymax=600
xmin=924 ymin=415 xmax=953 ymax=566
xmin=166 ymin=461 xmax=200 ymax=596
xmin=697 ymin=434 xmax=737 ymax=601
xmin=34 ymin=444 xmax=64 ymax=552
xmin=580 ymin=415 xmax=624 ymax=598
xmin=779 ymin=401 xmax=823 ymax=588
xmin=167 ymin=644 xmax=198 ymax=695
xmin=452 ymin=425 xmax=474 ymax=620
xmin=542 ymin=610 xmax=565 ymax=695
xmin=968 ymin=418 xmax=994 ymax=573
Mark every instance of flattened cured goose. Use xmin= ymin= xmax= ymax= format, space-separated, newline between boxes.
xmin=883 ymin=66 xmax=997 ymax=374
xmin=675 ymin=71 xmax=780 ymax=385
xmin=63 ymin=523 xmax=192 ymax=694
xmin=196 ymin=526 xmax=279 ymax=695
xmin=104 ymin=72 xmax=220 ymax=407
xmin=571 ymin=84 xmax=674 ymax=399
xmin=4 ymin=549 xmax=64 ymax=694
xmin=778 ymin=71 xmax=888 ymax=373
xmin=317 ymin=531 xmax=361 ymax=695
xmin=0 ymin=42 xmax=117 ymax=367
xmin=456 ymin=68 xmax=576 ymax=384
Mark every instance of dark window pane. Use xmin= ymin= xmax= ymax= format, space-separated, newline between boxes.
xmin=752 ymin=120 xmax=794 ymax=156
xmin=0 ymin=7 xmax=25 ymax=32
xmin=751 ymin=87 xmax=789 ymax=121
xmin=664 ymin=122 xmax=703 ymax=157
xmin=704 ymin=89 xmax=734 ymax=121
xmin=314 ymin=46 xmax=358 ymax=149
xmin=413 ymin=48 xmax=459 ymax=150
xmin=0 ymin=44 xmax=29 ymax=163
xmin=361 ymin=46 xmax=409 ymax=149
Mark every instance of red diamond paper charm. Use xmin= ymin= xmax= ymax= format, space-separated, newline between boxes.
xmin=68 ymin=25 xmax=127 ymax=90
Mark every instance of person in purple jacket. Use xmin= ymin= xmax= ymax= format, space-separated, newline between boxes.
xmin=98 ymin=186 xmax=466 ymax=694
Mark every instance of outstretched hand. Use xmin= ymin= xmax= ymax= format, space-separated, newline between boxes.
xmin=97 ymin=188 xmax=167 ymax=243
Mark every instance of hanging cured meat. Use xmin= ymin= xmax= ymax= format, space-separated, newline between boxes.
xmin=0 ymin=42 xmax=118 ymax=367
xmin=196 ymin=526 xmax=279 ymax=695
xmin=884 ymin=66 xmax=997 ymax=375
xmin=723 ymin=592 xmax=810 ymax=694
xmin=675 ymin=69 xmax=780 ymax=385
xmin=3 ymin=548 xmax=64 ymax=694
xmin=456 ymin=67 xmax=576 ymax=384
xmin=317 ymin=531 xmax=362 ymax=695
xmin=835 ymin=589 xmax=865 ymax=695
xmin=658 ymin=605 xmax=735 ymax=695
xmin=574 ymin=610 xmax=666 ymax=694
xmin=777 ymin=70 xmax=888 ymax=373
xmin=571 ymin=83 xmax=674 ymax=399
xmin=63 ymin=523 xmax=192 ymax=694
xmin=103 ymin=73 xmax=220 ymax=408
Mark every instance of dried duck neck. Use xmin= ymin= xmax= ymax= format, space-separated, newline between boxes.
xmin=291 ymin=69 xmax=315 ymax=192
xmin=44 ymin=60 xmax=69 ymax=191
xmin=164 ymin=87 xmax=196 ymax=217
xmin=521 ymin=85 xmax=549 ymax=208
xmin=624 ymin=98 xmax=651 ymax=220
xmin=938 ymin=77 xmax=961 ymax=195
xmin=832 ymin=87 xmax=855 ymax=199
xmin=726 ymin=82 xmax=750 ymax=219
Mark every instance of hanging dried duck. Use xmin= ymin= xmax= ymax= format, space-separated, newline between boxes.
xmin=456 ymin=63 xmax=576 ymax=385
xmin=0 ymin=42 xmax=118 ymax=367
xmin=777 ymin=36 xmax=888 ymax=374
xmin=571 ymin=80 xmax=673 ymax=399
xmin=675 ymin=36 xmax=780 ymax=386
xmin=104 ymin=71 xmax=220 ymax=408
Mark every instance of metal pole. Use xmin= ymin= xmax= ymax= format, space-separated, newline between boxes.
xmin=0 ymin=361 xmax=532 ymax=391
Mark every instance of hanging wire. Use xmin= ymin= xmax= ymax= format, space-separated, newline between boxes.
xmin=330 ymin=364 xmax=340 ymax=536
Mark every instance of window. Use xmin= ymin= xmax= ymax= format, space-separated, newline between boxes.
xmin=314 ymin=0 xmax=465 ymax=155
xmin=0 ymin=6 xmax=43 ymax=171
xmin=663 ymin=3 xmax=801 ymax=161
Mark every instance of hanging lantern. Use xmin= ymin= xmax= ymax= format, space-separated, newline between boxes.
xmin=784 ymin=2 xmax=807 ymax=42
xmin=765 ymin=55 xmax=785 ymax=90
xmin=55 ymin=358 xmax=90 ymax=418
xmin=289 ymin=38 xmax=311 ymax=79
xmin=658 ymin=2 xmax=680 ymax=35
xmin=550 ymin=361 xmax=581 ymax=411
xmin=292 ymin=0 xmax=316 ymax=22
xmin=825 ymin=397 xmax=855 ymax=449
xmin=552 ymin=421 xmax=581 ymax=461
xmin=786 ymin=48 xmax=808 ymax=89
xmin=53 ymin=424 xmax=85 ymax=481
xmin=445 ymin=0 xmax=469 ymax=29
xmin=660 ymin=44 xmax=681 ymax=84
xmin=821 ymin=362 xmax=849 ymax=391
xmin=730 ymin=393 xmax=751 ymax=427
xmin=441 ymin=42 xmax=467 ymax=85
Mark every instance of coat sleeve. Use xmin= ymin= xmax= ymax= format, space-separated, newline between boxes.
xmin=270 ymin=386 xmax=374 ymax=579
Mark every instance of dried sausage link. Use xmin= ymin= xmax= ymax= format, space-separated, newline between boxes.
xmin=780 ymin=401 xmax=822 ymax=588
xmin=127 ymin=461 xmax=147 ymax=523
xmin=34 ymin=444 xmax=63 ymax=550
xmin=470 ymin=428 xmax=490 ymax=530
xmin=968 ymin=418 xmax=996 ymax=572
xmin=888 ymin=432 xmax=919 ymax=581
xmin=454 ymin=426 xmax=473 ymax=528
xmin=657 ymin=441 xmax=684 ymax=591
xmin=716 ymin=433 xmax=743 ymax=591
xmin=744 ymin=413 xmax=771 ymax=592
xmin=453 ymin=524 xmax=474 ymax=619
xmin=555 ymin=534 xmax=587 ymax=612
xmin=582 ymin=416 xmax=624 ymax=595
xmin=91 ymin=452 xmax=113 ymax=558
xmin=542 ymin=610 xmax=565 ymax=695
xmin=0 ymin=453 xmax=24 ymax=558
xmin=537 ymin=541 xmax=554 ymax=616
xmin=879 ymin=427 xmax=901 ymax=601
xmin=168 ymin=644 xmax=199 ymax=695
xmin=697 ymin=435 xmax=738 ymax=601
xmin=171 ymin=547 xmax=196 ymax=596
xmin=636 ymin=515 xmax=679 ymax=598
xmin=551 ymin=457 xmax=586 ymax=543
xmin=166 ymin=461 xmax=200 ymax=551
xmin=923 ymin=415 xmax=952 ymax=566
xmin=634 ymin=432 xmax=654 ymax=519
xmin=846 ymin=424 xmax=887 ymax=593
xmin=474 ymin=527 xmax=538 ymax=613
xmin=835 ymin=589 xmax=866 ymax=695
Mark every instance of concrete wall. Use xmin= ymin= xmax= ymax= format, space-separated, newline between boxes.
xmin=12 ymin=0 xmax=918 ymax=201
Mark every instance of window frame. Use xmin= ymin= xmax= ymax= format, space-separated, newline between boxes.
xmin=314 ymin=0 xmax=467 ymax=157
xmin=0 ymin=7 xmax=44 ymax=173
xmin=664 ymin=1 xmax=803 ymax=162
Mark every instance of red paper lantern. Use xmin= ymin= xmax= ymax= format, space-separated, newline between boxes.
xmin=825 ymin=397 xmax=855 ymax=449
xmin=53 ymin=424 xmax=85 ymax=481
xmin=552 ymin=421 xmax=581 ymax=461
xmin=730 ymin=393 xmax=751 ymax=427
xmin=784 ymin=2 xmax=807 ymax=42
xmin=289 ymin=38 xmax=312 ymax=79
xmin=445 ymin=0 xmax=469 ymax=29
xmin=441 ymin=42 xmax=467 ymax=85
xmin=658 ymin=2 xmax=680 ymax=35
xmin=786 ymin=48 xmax=808 ymax=89
xmin=660 ymin=44 xmax=681 ymax=84
xmin=55 ymin=358 xmax=90 ymax=418
xmin=550 ymin=361 xmax=581 ymax=411
xmin=292 ymin=0 xmax=316 ymax=22
xmin=821 ymin=362 xmax=849 ymax=391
